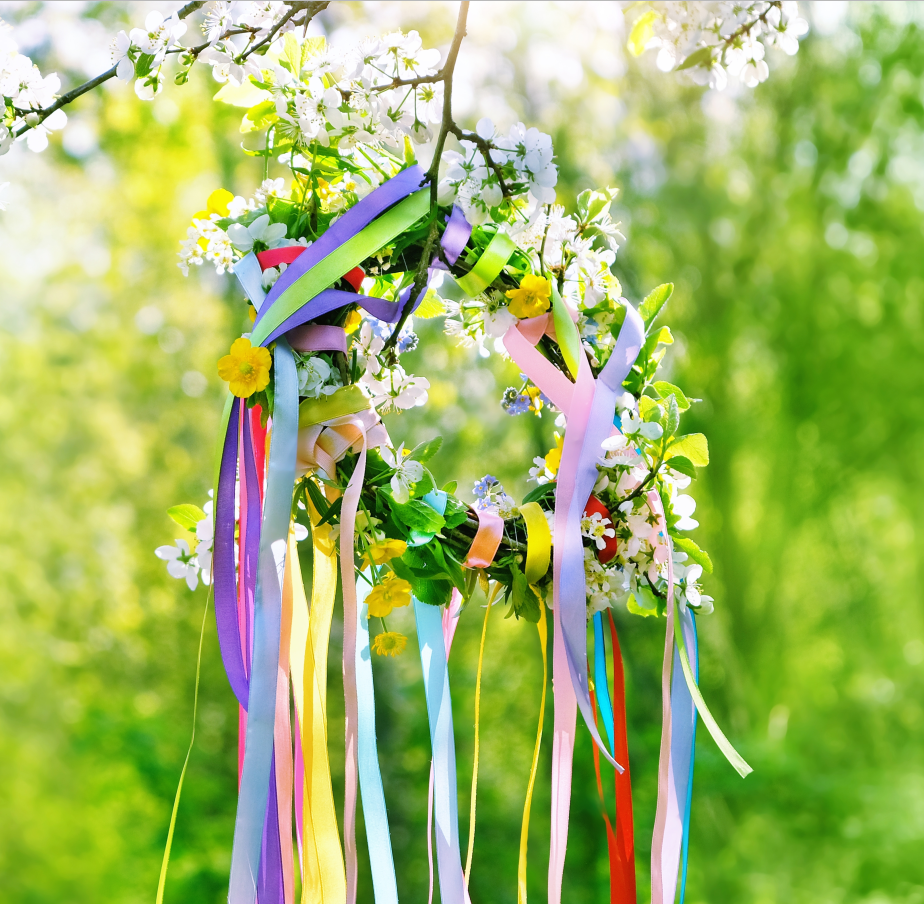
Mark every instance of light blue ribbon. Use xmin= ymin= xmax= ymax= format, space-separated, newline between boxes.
xmin=593 ymin=612 xmax=615 ymax=751
xmin=355 ymin=572 xmax=400 ymax=903
xmin=415 ymin=598 xmax=467 ymax=904
xmin=227 ymin=339 xmax=298 ymax=904
xmin=671 ymin=606 xmax=699 ymax=904
xmin=678 ymin=610 xmax=698 ymax=903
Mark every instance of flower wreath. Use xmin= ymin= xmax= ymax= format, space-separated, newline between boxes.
xmin=153 ymin=25 xmax=754 ymax=904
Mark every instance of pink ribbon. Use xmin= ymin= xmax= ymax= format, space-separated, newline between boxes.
xmin=502 ymin=305 xmax=644 ymax=904
xmin=464 ymin=508 xmax=504 ymax=568
xmin=647 ymin=489 xmax=677 ymax=904
xmin=296 ymin=409 xmax=388 ymax=479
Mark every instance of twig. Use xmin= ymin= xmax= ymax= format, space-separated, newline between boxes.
xmin=10 ymin=0 xmax=329 ymax=139
xmin=12 ymin=1 xmax=206 ymax=138
xmin=448 ymin=124 xmax=511 ymax=198
xmin=381 ymin=1 xmax=470 ymax=356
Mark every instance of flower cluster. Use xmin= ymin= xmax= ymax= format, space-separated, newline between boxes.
xmin=354 ymin=322 xmax=429 ymax=414
xmin=155 ymin=500 xmax=214 ymax=591
xmin=631 ymin=1 xmax=809 ymax=90
xmin=0 ymin=18 xmax=66 ymax=153
xmin=472 ymin=475 xmax=518 ymax=520
xmin=438 ymin=119 xmax=558 ymax=226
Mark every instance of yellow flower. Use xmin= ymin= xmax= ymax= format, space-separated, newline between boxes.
xmin=372 ymin=631 xmax=408 ymax=658
xmin=366 ymin=573 xmax=413 ymax=618
xmin=505 ymin=274 xmax=552 ymax=319
xmin=363 ymin=539 xmax=407 ymax=568
xmin=344 ymin=309 xmax=362 ymax=334
xmin=526 ymin=385 xmax=544 ymax=416
xmin=544 ymin=432 xmax=565 ymax=476
xmin=217 ymin=337 xmax=272 ymax=398
xmin=192 ymin=188 xmax=235 ymax=244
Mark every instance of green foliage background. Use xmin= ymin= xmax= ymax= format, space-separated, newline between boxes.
xmin=2 ymin=2 xmax=924 ymax=901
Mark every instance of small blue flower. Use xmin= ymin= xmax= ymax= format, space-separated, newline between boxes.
xmin=473 ymin=475 xmax=499 ymax=499
xmin=397 ymin=332 xmax=419 ymax=353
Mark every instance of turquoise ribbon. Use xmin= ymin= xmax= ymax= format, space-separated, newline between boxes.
xmin=355 ymin=573 xmax=400 ymax=903
xmin=227 ymin=340 xmax=298 ymax=904
xmin=415 ymin=598 xmax=467 ymax=904
xmin=677 ymin=610 xmax=698 ymax=904
xmin=593 ymin=612 xmax=615 ymax=751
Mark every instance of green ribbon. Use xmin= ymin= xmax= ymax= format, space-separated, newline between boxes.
xmin=251 ymin=189 xmax=431 ymax=347
xmin=674 ymin=601 xmax=753 ymax=778
xmin=550 ymin=281 xmax=582 ymax=380
xmin=455 ymin=229 xmax=516 ymax=297
xmin=298 ymin=384 xmax=370 ymax=428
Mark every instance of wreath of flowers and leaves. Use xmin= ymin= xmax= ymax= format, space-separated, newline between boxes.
xmin=0 ymin=3 xmax=809 ymax=902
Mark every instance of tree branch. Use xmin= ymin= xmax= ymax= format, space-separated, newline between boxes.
xmin=12 ymin=0 xmax=207 ymax=138
xmin=10 ymin=0 xmax=330 ymax=140
xmin=382 ymin=1 xmax=469 ymax=356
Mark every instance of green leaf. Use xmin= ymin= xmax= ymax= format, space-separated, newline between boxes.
xmin=522 ymin=483 xmax=556 ymax=506
xmin=665 ymin=394 xmax=680 ymax=439
xmin=628 ymin=9 xmax=658 ymax=56
xmin=653 ymin=381 xmax=690 ymax=410
xmin=241 ymin=100 xmax=277 ymax=134
xmin=510 ymin=562 xmax=541 ymax=623
xmin=656 ymin=326 xmax=674 ymax=345
xmin=409 ymin=436 xmax=443 ymax=463
xmin=304 ymin=479 xmax=331 ymax=520
xmin=668 ymin=433 xmax=710 ymax=467
xmin=316 ymin=496 xmax=343 ymax=527
xmin=386 ymin=495 xmax=446 ymax=535
xmin=167 ymin=504 xmax=206 ymax=532
xmin=671 ymin=537 xmax=713 ymax=573
xmin=639 ymin=283 xmax=674 ymax=327
xmin=639 ymin=395 xmax=663 ymax=422
xmin=283 ymin=32 xmax=302 ymax=74
xmin=665 ymin=455 xmax=696 ymax=479
xmin=442 ymin=494 xmax=469 ymax=530
xmin=676 ymin=46 xmax=714 ymax=72
xmin=576 ymin=187 xmax=617 ymax=223
xmin=410 ymin=468 xmax=436 ymax=500
xmin=442 ymin=480 xmax=458 ymax=495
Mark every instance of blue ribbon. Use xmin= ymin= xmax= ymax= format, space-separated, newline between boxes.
xmin=593 ymin=612 xmax=615 ymax=751
xmin=678 ymin=611 xmax=698 ymax=903
xmin=354 ymin=572 xmax=400 ymax=903
xmin=228 ymin=339 xmax=298 ymax=904
xmin=415 ymin=598 xmax=467 ymax=904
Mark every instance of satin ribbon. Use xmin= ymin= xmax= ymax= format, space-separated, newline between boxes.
xmin=415 ymin=597 xmax=470 ymax=904
xmin=228 ymin=339 xmax=298 ymax=904
xmin=215 ymin=167 xmax=446 ymax=902
xmin=455 ymin=228 xmax=516 ymax=297
xmin=516 ymin=501 xmax=551 ymax=904
xmin=427 ymin=589 xmax=465 ymax=904
xmin=288 ymin=323 xmax=348 ymax=354
xmin=502 ymin=303 xmax=645 ymax=904
xmin=292 ymin=501 xmax=346 ymax=904
xmin=464 ymin=507 xmax=504 ymax=568
xmin=355 ymin=571 xmax=400 ymax=903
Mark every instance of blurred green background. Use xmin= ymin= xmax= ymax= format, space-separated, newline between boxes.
xmin=2 ymin=1 xmax=924 ymax=901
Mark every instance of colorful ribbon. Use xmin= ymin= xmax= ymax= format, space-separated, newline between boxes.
xmin=416 ymin=597 xmax=470 ymax=904
xmin=502 ymin=303 xmax=644 ymax=904
xmin=228 ymin=339 xmax=298 ymax=904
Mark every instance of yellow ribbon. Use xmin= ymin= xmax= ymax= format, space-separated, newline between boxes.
xmin=517 ymin=502 xmax=552 ymax=902
xmin=519 ymin=502 xmax=551 ymax=584
xmin=289 ymin=499 xmax=346 ymax=903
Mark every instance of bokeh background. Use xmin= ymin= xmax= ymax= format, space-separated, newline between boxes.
xmin=2 ymin=1 xmax=924 ymax=901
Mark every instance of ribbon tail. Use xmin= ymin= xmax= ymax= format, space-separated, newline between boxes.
xmin=415 ymin=596 xmax=469 ymax=904
xmin=229 ymin=340 xmax=298 ymax=904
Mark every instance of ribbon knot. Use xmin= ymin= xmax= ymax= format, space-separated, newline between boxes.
xmin=296 ymin=409 xmax=390 ymax=479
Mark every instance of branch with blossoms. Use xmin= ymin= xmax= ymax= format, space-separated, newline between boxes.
xmin=627 ymin=0 xmax=809 ymax=90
